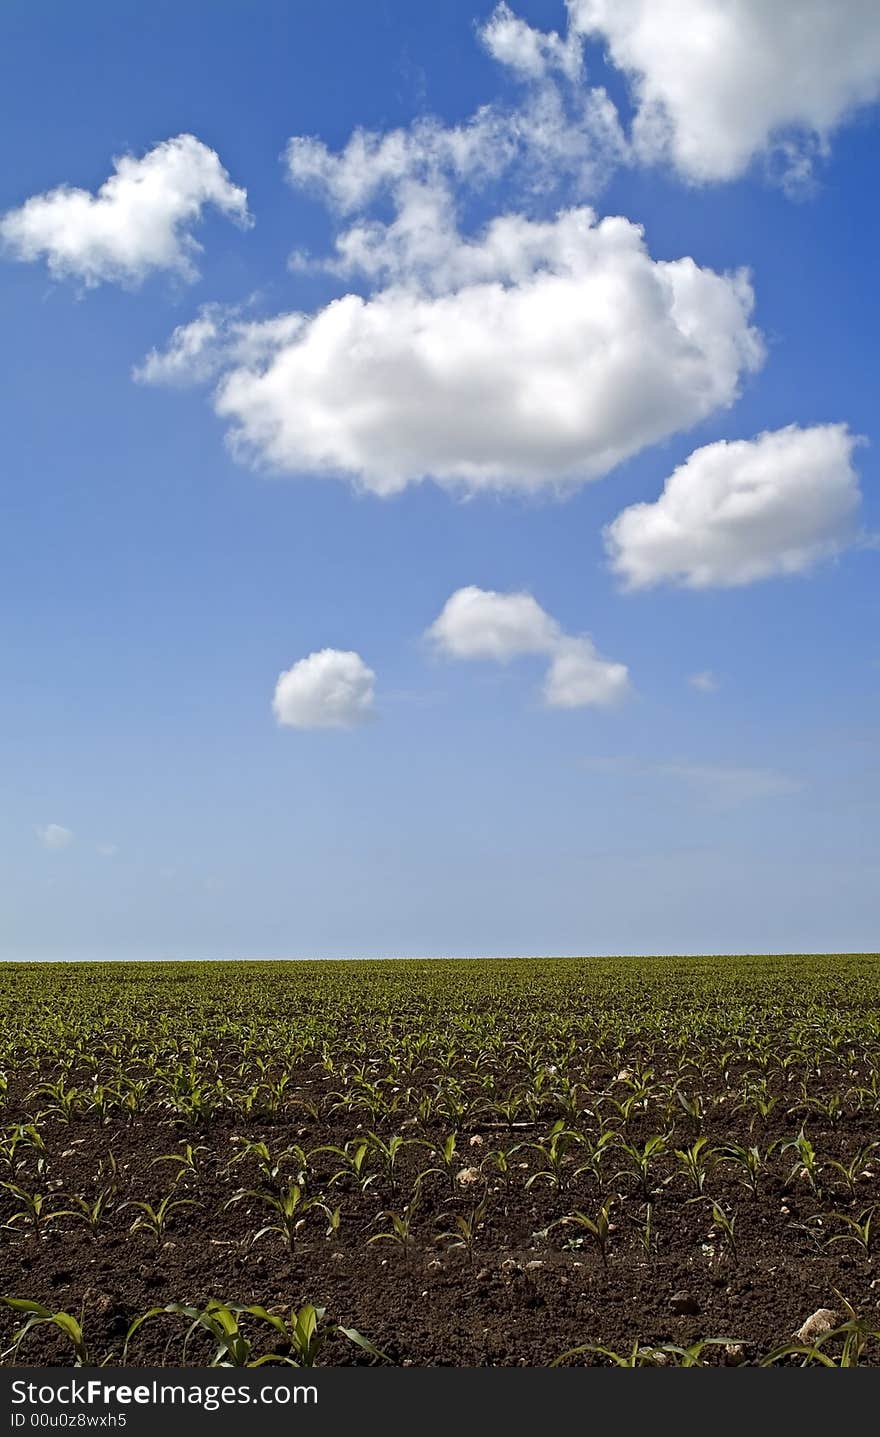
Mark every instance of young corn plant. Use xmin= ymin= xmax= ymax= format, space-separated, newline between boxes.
xmin=0 ymin=1123 xmax=47 ymax=1178
xmin=788 ymin=1085 xmax=846 ymax=1126
xmin=759 ymin=1320 xmax=880 ymax=1368
xmin=126 ymin=1300 xmax=274 ymax=1368
xmin=551 ymin=1337 xmax=740 ymax=1368
xmin=716 ymin=1142 xmax=765 ymax=1200
xmin=227 ymin=1139 xmax=308 ymax=1192
xmin=49 ymin=1187 xmax=117 ymax=1239
xmin=826 ymin=1206 xmax=877 ymax=1256
xmin=559 ymin=1196 xmax=615 ymax=1269
xmin=614 ymin=1135 xmax=668 ymax=1201
xmin=674 ymin=1136 xmax=716 ymax=1196
xmin=244 ymin=1302 xmax=389 ymax=1367
xmin=365 ymin=1132 xmax=413 ymax=1196
xmin=438 ymin=1196 xmax=487 ymax=1266
xmin=1 ymin=1299 xmax=93 ymax=1366
xmin=124 ymin=1193 xmax=200 ymax=1245
xmin=674 ymin=1088 xmax=705 ymax=1126
xmin=149 ymin=1142 xmax=207 ymax=1186
xmin=368 ymin=1199 xmax=419 ymax=1267
xmin=737 ymin=1083 xmax=779 ymax=1130
xmin=34 ymin=1079 xmax=86 ymax=1124
xmin=779 ymin=1129 xmax=823 ymax=1195
xmin=707 ymin=1200 xmax=738 ymax=1266
xmin=572 ymin=1129 xmax=619 ymax=1188
xmin=827 ymin=1142 xmax=879 ymax=1201
xmin=484 ymin=1146 xmax=515 ymax=1191
xmin=318 ymin=1139 xmax=378 ymax=1196
xmin=516 ymin=1121 xmax=583 ymax=1194
xmin=418 ymin=1133 xmax=459 ymax=1191
xmin=0 ymin=1182 xmax=56 ymax=1235
xmin=225 ymin=1181 xmax=328 ymax=1252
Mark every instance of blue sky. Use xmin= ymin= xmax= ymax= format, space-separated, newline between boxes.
xmin=1 ymin=1 xmax=878 ymax=960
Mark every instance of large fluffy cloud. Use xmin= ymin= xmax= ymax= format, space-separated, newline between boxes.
xmin=605 ymin=423 xmax=864 ymax=589
xmin=569 ymin=0 xmax=880 ymax=186
xmin=141 ymin=208 xmax=762 ymax=496
xmin=427 ymin=586 xmax=630 ymax=709
xmin=0 ymin=135 xmax=250 ymax=287
xmin=272 ymin=649 xmax=376 ymax=730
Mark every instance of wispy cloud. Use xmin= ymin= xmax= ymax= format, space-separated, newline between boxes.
xmin=580 ymin=756 xmax=803 ymax=809
xmin=34 ymin=823 xmax=74 ymax=850
xmin=688 ymin=670 xmax=720 ymax=694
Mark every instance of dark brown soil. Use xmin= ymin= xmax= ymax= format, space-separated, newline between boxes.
xmin=2 ymin=1093 xmax=878 ymax=1367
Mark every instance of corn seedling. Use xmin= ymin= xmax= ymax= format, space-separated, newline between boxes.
xmin=0 ymin=1123 xmax=47 ymax=1178
xmin=674 ymin=1136 xmax=716 ymax=1195
xmin=365 ymin=1132 xmax=413 ymax=1195
xmin=516 ymin=1121 xmax=583 ymax=1193
xmin=614 ymin=1135 xmax=668 ymax=1200
xmin=317 ymin=1139 xmax=378 ymax=1195
xmin=368 ymin=1200 xmax=419 ymax=1266
xmin=716 ymin=1142 xmax=765 ymax=1200
xmin=225 ymin=1181 xmax=328 ymax=1252
xmin=124 ymin=1193 xmax=200 ymax=1244
xmin=826 ymin=1206 xmax=877 ymax=1256
xmin=49 ymin=1187 xmax=116 ymax=1238
xmin=149 ymin=1142 xmax=207 ymax=1185
xmin=418 ymin=1132 xmax=459 ymax=1190
xmin=759 ymin=1319 xmax=880 ymax=1368
xmin=1 ymin=1299 xmax=93 ymax=1366
xmin=779 ymin=1129 xmax=823 ymax=1195
xmin=706 ymin=1200 xmax=738 ymax=1265
xmin=827 ymin=1142 xmax=879 ymax=1201
xmin=438 ymin=1196 xmax=487 ymax=1265
xmin=0 ymin=1182 xmax=56 ymax=1234
xmin=243 ymin=1302 xmax=389 ymax=1367
xmin=560 ymin=1196 xmax=615 ymax=1268
xmin=227 ymin=1139 xmax=308 ymax=1191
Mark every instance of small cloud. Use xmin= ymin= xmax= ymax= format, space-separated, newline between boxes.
xmin=605 ymin=423 xmax=864 ymax=590
xmin=427 ymin=585 xmax=630 ymax=710
xmin=96 ymin=843 xmax=118 ymax=858
xmin=427 ymin=586 xmax=559 ymax=661
xmin=543 ymin=636 xmax=630 ymax=709
xmin=273 ymin=648 xmax=376 ymax=730
xmin=35 ymin=823 xmax=73 ymax=850
xmin=688 ymin=670 xmax=720 ymax=693
xmin=1 ymin=134 xmax=250 ymax=289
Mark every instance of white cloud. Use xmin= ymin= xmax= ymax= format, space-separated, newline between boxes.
xmin=605 ymin=423 xmax=864 ymax=589
xmin=96 ymin=843 xmax=118 ymax=858
xmin=144 ymin=208 xmax=761 ymax=496
xmin=273 ymin=649 xmax=376 ymax=730
xmin=481 ymin=2 xmax=583 ymax=83
xmin=133 ymin=304 xmax=304 ymax=387
xmin=35 ymin=823 xmax=73 ymax=850
xmin=428 ymin=585 xmax=630 ymax=710
xmin=285 ymin=12 xmax=623 ymax=248
xmin=688 ymin=670 xmax=720 ymax=694
xmin=582 ymin=756 xmax=802 ymax=808
xmin=1 ymin=134 xmax=250 ymax=287
xmin=283 ymin=5 xmax=628 ymax=294
xmin=426 ymin=585 xmax=560 ymax=660
xmin=569 ymin=0 xmax=880 ymax=186
xmin=543 ymin=636 xmax=630 ymax=708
